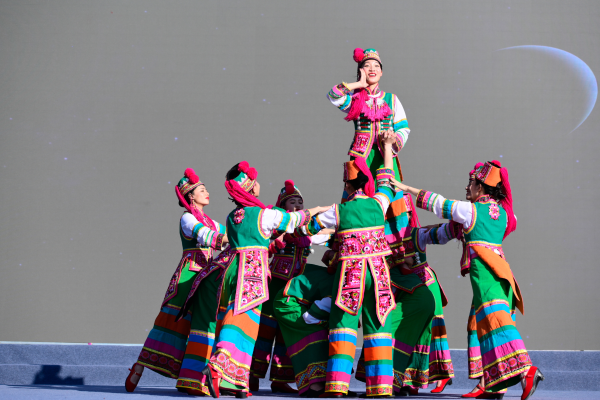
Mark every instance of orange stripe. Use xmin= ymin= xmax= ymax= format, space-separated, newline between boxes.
xmin=477 ymin=310 xmax=515 ymax=337
xmin=329 ymin=341 xmax=356 ymax=357
xmin=155 ymin=313 xmax=190 ymax=336
xmin=365 ymin=346 xmax=391 ymax=361
xmin=186 ymin=342 xmax=212 ymax=359
xmin=221 ymin=310 xmax=260 ymax=337
xmin=431 ymin=326 xmax=447 ymax=338
xmin=467 ymin=315 xmax=477 ymax=332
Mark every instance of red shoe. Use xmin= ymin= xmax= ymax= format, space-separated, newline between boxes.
xmin=249 ymin=377 xmax=259 ymax=392
xmin=201 ymin=365 xmax=220 ymax=398
xmin=521 ymin=366 xmax=544 ymax=400
xmin=271 ymin=382 xmax=299 ymax=394
xmin=125 ymin=363 xmax=142 ymax=392
xmin=461 ymin=384 xmax=485 ymax=398
xmin=431 ymin=378 xmax=452 ymax=393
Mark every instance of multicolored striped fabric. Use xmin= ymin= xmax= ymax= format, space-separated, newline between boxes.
xmin=355 ymin=283 xmax=435 ymax=393
xmin=326 ymin=267 xmax=393 ymax=396
xmin=470 ymin=257 xmax=531 ymax=391
xmin=467 ymin=305 xmax=483 ymax=378
xmin=250 ymin=277 xmax=294 ymax=383
xmin=137 ymin=261 xmax=197 ymax=378
xmin=208 ymin=259 xmax=262 ymax=392
xmin=402 ymin=276 xmax=455 ymax=388
xmin=176 ymin=268 xmax=222 ymax=394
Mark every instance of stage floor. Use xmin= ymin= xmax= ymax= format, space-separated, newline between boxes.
xmin=1 ymin=386 xmax=597 ymax=400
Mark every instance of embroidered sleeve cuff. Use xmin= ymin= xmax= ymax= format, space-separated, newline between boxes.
xmin=416 ymin=190 xmax=438 ymax=212
xmin=213 ymin=233 xmax=225 ymax=250
xmin=376 ymin=167 xmax=394 ymax=181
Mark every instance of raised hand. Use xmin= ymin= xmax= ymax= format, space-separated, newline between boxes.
xmin=357 ymin=68 xmax=368 ymax=89
xmin=380 ymin=127 xmax=396 ymax=145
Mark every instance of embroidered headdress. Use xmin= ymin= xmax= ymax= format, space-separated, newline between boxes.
xmin=353 ymin=47 xmax=382 ymax=65
xmin=472 ymin=161 xmax=516 ymax=239
xmin=343 ymin=158 xmax=375 ymax=197
xmin=174 ymin=168 xmax=216 ymax=230
xmin=224 ymin=161 xmax=270 ymax=209
xmin=346 ymin=47 xmax=391 ymax=123
xmin=276 ymin=180 xmax=303 ymax=208
xmin=403 ymin=193 xmax=421 ymax=228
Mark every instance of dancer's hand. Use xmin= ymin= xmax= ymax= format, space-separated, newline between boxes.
xmin=222 ymin=235 xmax=229 ymax=244
xmin=380 ymin=127 xmax=396 ymax=146
xmin=390 ymin=178 xmax=407 ymax=191
xmin=320 ymin=228 xmax=336 ymax=236
xmin=357 ymin=68 xmax=368 ymax=88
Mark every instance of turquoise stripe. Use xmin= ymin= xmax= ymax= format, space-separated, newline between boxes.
xmin=480 ymin=327 xmax=524 ymax=353
xmin=384 ymin=214 xmax=408 ymax=236
xmin=148 ymin=329 xmax=187 ymax=351
xmin=467 ymin=333 xmax=480 ymax=347
xmin=394 ymin=120 xmax=409 ymax=130
xmin=376 ymin=185 xmax=395 ymax=199
xmin=442 ymin=200 xmax=454 ymax=220
xmin=475 ymin=302 xmax=511 ymax=323
xmin=364 ymin=337 xmax=392 ymax=348
xmin=218 ymin=327 xmax=255 ymax=355
xmin=277 ymin=213 xmax=292 ymax=231
xmin=330 ymin=333 xmax=357 ymax=346
xmin=430 ymin=338 xmax=450 ymax=350
xmin=327 ymin=357 xmax=354 ymax=372
xmin=341 ymin=95 xmax=352 ymax=110
xmin=181 ymin=358 xmax=208 ymax=371
xmin=365 ymin=363 xmax=393 ymax=377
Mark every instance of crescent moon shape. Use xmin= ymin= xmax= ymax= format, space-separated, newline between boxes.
xmin=498 ymin=45 xmax=598 ymax=133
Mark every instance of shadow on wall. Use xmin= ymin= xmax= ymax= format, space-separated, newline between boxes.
xmin=32 ymin=365 xmax=84 ymax=385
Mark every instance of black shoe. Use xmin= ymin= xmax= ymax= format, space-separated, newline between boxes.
xmin=345 ymin=390 xmax=358 ymax=398
xmin=235 ymin=393 xmax=247 ymax=399
xmin=301 ymin=388 xmax=325 ymax=398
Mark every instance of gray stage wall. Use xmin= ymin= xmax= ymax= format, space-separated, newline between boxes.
xmin=1 ymin=1 xmax=599 ymax=350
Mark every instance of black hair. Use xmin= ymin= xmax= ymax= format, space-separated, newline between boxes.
xmin=225 ymin=163 xmax=245 ymax=208
xmin=346 ymin=170 xmax=369 ymax=193
xmin=475 ymin=161 xmax=505 ymax=202
xmin=178 ymin=185 xmax=203 ymax=208
xmin=357 ymin=59 xmax=383 ymax=81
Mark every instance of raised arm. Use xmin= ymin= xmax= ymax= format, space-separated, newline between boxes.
xmin=391 ymin=183 xmax=474 ymax=229
xmin=327 ymin=69 xmax=368 ymax=113
xmin=372 ymin=128 xmax=397 ymax=215
xmin=181 ymin=213 xmax=227 ymax=250
xmin=261 ymin=206 xmax=333 ymax=237
xmin=416 ymin=222 xmax=462 ymax=252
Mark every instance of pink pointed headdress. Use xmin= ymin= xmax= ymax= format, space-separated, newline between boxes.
xmin=224 ymin=161 xmax=271 ymax=209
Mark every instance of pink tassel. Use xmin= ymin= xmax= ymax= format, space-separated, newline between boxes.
xmin=353 ymin=48 xmax=364 ymax=63
xmin=247 ymin=167 xmax=257 ymax=180
xmin=345 ymin=89 xmax=392 ymax=122
xmin=499 ymin=168 xmax=516 ymax=239
xmin=353 ymin=157 xmax=375 ymax=197
xmin=238 ymin=161 xmax=250 ymax=173
xmin=285 ymin=180 xmax=295 ymax=195
xmin=184 ymin=168 xmax=199 ymax=184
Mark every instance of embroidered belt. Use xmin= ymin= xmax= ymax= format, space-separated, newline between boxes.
xmin=231 ymin=246 xmax=270 ymax=315
xmin=409 ymin=261 xmax=435 ymax=286
xmin=162 ymin=248 xmax=213 ymax=307
xmin=336 ymin=226 xmax=392 ymax=260
xmin=270 ymin=253 xmax=307 ymax=281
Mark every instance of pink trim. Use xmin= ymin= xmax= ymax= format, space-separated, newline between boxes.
xmin=403 ymin=193 xmax=420 ymax=228
xmin=345 ymin=87 xmax=392 ymax=122
xmin=353 ymin=157 xmax=375 ymax=197
xmin=499 ymin=167 xmax=516 ymax=239
xmin=224 ymin=180 xmax=271 ymax=209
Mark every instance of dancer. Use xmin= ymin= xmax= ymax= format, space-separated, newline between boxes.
xmin=327 ymin=47 xmax=411 ymax=268
xmin=272 ymin=263 xmax=338 ymax=397
xmin=394 ymin=161 xmax=544 ymax=400
xmin=354 ymin=255 xmax=436 ymax=396
xmin=249 ymin=181 xmax=331 ymax=394
xmin=202 ymin=161 xmax=331 ymax=398
xmin=397 ymin=194 xmax=458 ymax=395
xmin=300 ymin=130 xmax=398 ymax=397
xmin=175 ymin=245 xmax=235 ymax=396
xmin=125 ymin=169 xmax=228 ymax=392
